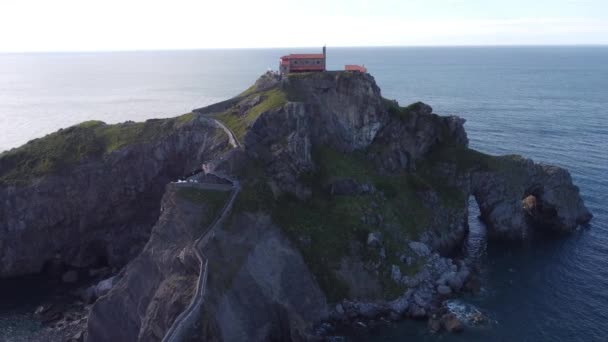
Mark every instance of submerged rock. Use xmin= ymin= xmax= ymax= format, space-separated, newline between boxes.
xmin=441 ymin=313 xmax=464 ymax=333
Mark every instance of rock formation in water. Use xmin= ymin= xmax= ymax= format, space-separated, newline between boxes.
xmin=0 ymin=71 xmax=592 ymax=341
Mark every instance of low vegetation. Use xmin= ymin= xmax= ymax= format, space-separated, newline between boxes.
xmin=212 ymin=88 xmax=287 ymax=141
xmin=420 ymin=140 xmax=528 ymax=182
xmin=228 ymin=144 xmax=469 ymax=302
xmin=0 ymin=112 xmax=195 ymax=185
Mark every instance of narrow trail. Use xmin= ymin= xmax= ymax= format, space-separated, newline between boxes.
xmin=162 ymin=118 xmax=241 ymax=342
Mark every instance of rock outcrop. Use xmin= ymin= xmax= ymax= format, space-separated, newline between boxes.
xmin=194 ymin=212 xmax=328 ymax=341
xmin=0 ymin=115 xmax=230 ymax=278
xmin=87 ymin=184 xmax=231 ymax=342
xmin=423 ymin=149 xmax=593 ymax=240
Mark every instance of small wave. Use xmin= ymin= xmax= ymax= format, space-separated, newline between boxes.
xmin=445 ymin=300 xmax=496 ymax=327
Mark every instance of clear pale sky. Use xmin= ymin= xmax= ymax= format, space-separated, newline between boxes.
xmin=1 ymin=0 xmax=607 ymax=52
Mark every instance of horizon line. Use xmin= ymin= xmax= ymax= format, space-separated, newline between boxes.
xmin=1 ymin=43 xmax=608 ymax=54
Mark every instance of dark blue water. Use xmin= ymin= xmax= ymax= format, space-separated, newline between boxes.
xmin=1 ymin=47 xmax=606 ymax=341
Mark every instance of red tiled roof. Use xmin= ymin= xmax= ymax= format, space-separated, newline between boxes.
xmin=282 ymin=53 xmax=325 ymax=59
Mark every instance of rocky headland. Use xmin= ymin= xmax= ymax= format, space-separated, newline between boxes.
xmin=0 ymin=71 xmax=592 ymax=341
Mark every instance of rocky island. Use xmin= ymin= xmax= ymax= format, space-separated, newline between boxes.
xmin=0 ymin=71 xmax=592 ymax=341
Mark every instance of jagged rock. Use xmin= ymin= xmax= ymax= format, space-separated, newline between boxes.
xmin=389 ymin=293 xmax=411 ymax=315
xmin=437 ymin=285 xmax=452 ymax=295
xmin=350 ymin=302 xmax=387 ymax=319
xmin=238 ymin=95 xmax=263 ymax=116
xmin=379 ymin=248 xmax=386 ymax=259
xmin=400 ymin=255 xmax=414 ymax=266
xmin=335 ymin=303 xmax=344 ymax=315
xmin=94 ymin=276 xmax=115 ymax=298
xmin=391 ymin=265 xmax=402 ymax=282
xmin=470 ymin=158 xmax=592 ymax=239
xmin=408 ymin=241 xmax=431 ymax=257
xmin=367 ymin=232 xmax=383 ymax=248
xmin=368 ymin=103 xmax=468 ymax=173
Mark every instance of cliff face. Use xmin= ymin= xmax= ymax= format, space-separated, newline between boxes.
xmin=421 ymin=145 xmax=593 ymax=240
xmin=0 ymin=71 xmax=592 ymax=341
xmin=195 ymin=212 xmax=328 ymax=342
xmin=87 ymin=184 xmax=231 ymax=342
xmin=0 ymin=115 xmax=230 ymax=278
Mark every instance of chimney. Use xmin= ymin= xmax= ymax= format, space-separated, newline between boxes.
xmin=323 ymin=45 xmax=326 ymax=71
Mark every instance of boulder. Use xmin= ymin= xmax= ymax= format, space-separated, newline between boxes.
xmin=437 ymin=285 xmax=452 ymax=296
xmin=94 ymin=276 xmax=116 ymax=298
xmin=389 ymin=294 xmax=411 ymax=315
xmin=408 ymin=241 xmax=431 ymax=257
xmin=391 ymin=265 xmax=402 ymax=282
xmin=335 ymin=303 xmax=345 ymax=315
xmin=367 ymin=232 xmax=383 ymax=248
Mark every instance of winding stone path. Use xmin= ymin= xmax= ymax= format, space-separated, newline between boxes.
xmin=162 ymin=118 xmax=241 ymax=342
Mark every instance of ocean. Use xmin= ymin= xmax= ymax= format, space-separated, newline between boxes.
xmin=0 ymin=47 xmax=607 ymax=341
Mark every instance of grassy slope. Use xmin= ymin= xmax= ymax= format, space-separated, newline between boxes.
xmin=0 ymin=113 xmax=195 ymax=185
xmin=211 ymin=88 xmax=287 ymax=141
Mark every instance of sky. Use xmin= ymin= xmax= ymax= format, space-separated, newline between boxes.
xmin=1 ymin=0 xmax=607 ymax=52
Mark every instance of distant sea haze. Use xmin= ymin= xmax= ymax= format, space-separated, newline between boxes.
xmin=0 ymin=47 xmax=607 ymax=341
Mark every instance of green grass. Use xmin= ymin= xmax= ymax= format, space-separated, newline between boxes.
xmin=382 ymin=98 xmax=429 ymax=119
xmin=212 ymin=88 xmax=287 ymax=141
xmin=273 ymin=193 xmax=368 ymax=301
xmin=0 ymin=112 xmax=195 ymax=185
xmin=268 ymin=146 xmax=457 ymax=301
xmin=420 ymin=141 xmax=528 ymax=179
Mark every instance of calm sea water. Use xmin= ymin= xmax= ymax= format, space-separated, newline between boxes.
xmin=0 ymin=47 xmax=607 ymax=341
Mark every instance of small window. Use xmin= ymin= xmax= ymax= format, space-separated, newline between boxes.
xmin=316 ymin=60 xmax=320 ymax=64
xmin=294 ymin=60 xmax=298 ymax=64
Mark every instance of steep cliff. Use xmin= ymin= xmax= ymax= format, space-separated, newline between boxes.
xmin=87 ymin=184 xmax=231 ymax=342
xmin=0 ymin=115 xmax=230 ymax=278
